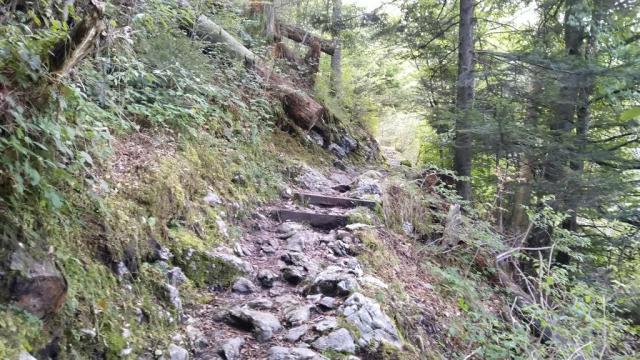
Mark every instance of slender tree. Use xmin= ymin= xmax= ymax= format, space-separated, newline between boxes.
xmin=453 ymin=0 xmax=475 ymax=201
xmin=330 ymin=0 xmax=342 ymax=97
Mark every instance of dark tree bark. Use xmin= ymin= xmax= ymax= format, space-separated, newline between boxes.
xmin=453 ymin=0 xmax=475 ymax=201
xmin=330 ymin=0 xmax=342 ymax=97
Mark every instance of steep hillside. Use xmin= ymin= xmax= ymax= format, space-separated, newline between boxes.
xmin=1 ymin=0 xmax=638 ymax=359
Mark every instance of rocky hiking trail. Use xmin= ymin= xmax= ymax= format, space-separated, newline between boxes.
xmin=181 ymin=167 xmax=404 ymax=360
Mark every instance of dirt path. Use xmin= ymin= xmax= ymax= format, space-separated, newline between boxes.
xmin=182 ymin=166 xmax=403 ymax=360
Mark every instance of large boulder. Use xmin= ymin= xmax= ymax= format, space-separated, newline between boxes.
xmin=2 ymin=249 xmax=67 ymax=318
xmin=267 ymin=346 xmax=327 ymax=360
xmin=340 ymin=293 xmax=402 ymax=349
xmin=226 ymin=307 xmax=282 ymax=342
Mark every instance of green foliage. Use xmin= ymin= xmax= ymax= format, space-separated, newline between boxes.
xmin=0 ymin=306 xmax=44 ymax=358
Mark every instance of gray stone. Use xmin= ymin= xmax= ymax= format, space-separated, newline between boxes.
xmin=295 ymin=164 xmax=335 ymax=192
xmin=284 ymin=305 xmax=312 ymax=326
xmin=185 ymin=324 xmax=208 ymax=349
xmin=317 ymin=297 xmax=337 ymax=310
xmin=247 ymin=298 xmax=274 ymax=310
xmin=311 ymin=328 xmax=355 ymax=354
xmin=287 ymin=231 xmax=317 ymax=252
xmin=281 ymin=252 xmax=309 ymax=267
xmin=286 ymin=233 xmax=305 ymax=252
xmin=337 ymin=278 xmax=359 ymax=295
xmin=164 ymin=284 xmax=183 ymax=313
xmin=167 ymin=267 xmax=188 ymax=287
xmin=233 ymin=243 xmax=249 ymax=257
xmin=306 ymin=266 xmax=359 ymax=297
xmin=204 ymin=191 xmax=223 ymax=206
xmin=257 ymin=270 xmax=278 ymax=288
xmin=209 ymin=249 xmax=253 ymax=275
xmin=6 ymin=249 xmax=67 ymax=318
xmin=18 ymin=351 xmax=37 ymax=360
xmin=340 ymin=293 xmax=402 ymax=349
xmin=277 ymin=222 xmax=305 ymax=235
xmin=358 ymin=275 xmax=388 ymax=290
xmin=309 ymin=130 xmax=325 ymax=147
xmin=115 ymin=261 xmax=130 ymax=278
xmin=219 ymin=337 xmax=244 ymax=360
xmin=274 ymin=294 xmax=299 ymax=307
xmin=329 ymin=240 xmax=351 ymax=257
xmin=340 ymin=136 xmax=358 ymax=153
xmin=232 ymin=277 xmax=257 ymax=294
xmin=168 ymin=344 xmax=189 ymax=360
xmin=285 ymin=324 xmax=309 ymax=342
xmin=313 ymin=317 xmax=338 ymax=333
xmin=227 ymin=307 xmax=282 ymax=342
xmin=281 ymin=266 xmax=305 ymax=285
xmin=328 ymin=143 xmax=347 ymax=158
xmin=267 ymin=346 xmax=327 ymax=360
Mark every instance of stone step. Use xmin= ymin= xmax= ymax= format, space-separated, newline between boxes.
xmin=271 ymin=209 xmax=348 ymax=229
xmin=293 ymin=192 xmax=377 ymax=209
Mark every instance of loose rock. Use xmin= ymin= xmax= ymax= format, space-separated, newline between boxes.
xmin=281 ymin=266 xmax=305 ymax=285
xmin=247 ymin=298 xmax=274 ymax=310
xmin=284 ymin=305 xmax=312 ymax=326
xmin=313 ymin=317 xmax=338 ymax=333
xmin=185 ymin=325 xmax=208 ymax=349
xmin=232 ymin=277 xmax=257 ymax=294
xmin=341 ymin=293 xmax=402 ymax=349
xmin=164 ymin=284 xmax=183 ymax=313
xmin=168 ymin=344 xmax=189 ymax=360
xmin=226 ymin=307 xmax=282 ymax=342
xmin=317 ymin=297 xmax=337 ymax=310
xmin=311 ymin=328 xmax=355 ymax=354
xmin=285 ymin=324 xmax=309 ymax=342
xmin=167 ymin=267 xmax=188 ymax=287
xmin=306 ymin=266 xmax=359 ymax=297
xmin=267 ymin=346 xmax=327 ymax=360
xmin=5 ymin=249 xmax=67 ymax=318
xmin=328 ymin=143 xmax=347 ymax=158
xmin=219 ymin=337 xmax=244 ymax=360
xmin=257 ymin=269 xmax=278 ymax=288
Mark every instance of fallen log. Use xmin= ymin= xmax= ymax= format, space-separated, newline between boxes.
xmin=194 ymin=15 xmax=325 ymax=130
xmin=49 ymin=0 xmax=106 ymax=77
xmin=277 ymin=23 xmax=335 ymax=56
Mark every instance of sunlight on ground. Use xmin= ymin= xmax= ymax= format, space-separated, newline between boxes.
xmin=375 ymin=110 xmax=424 ymax=164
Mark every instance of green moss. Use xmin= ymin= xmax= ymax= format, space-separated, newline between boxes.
xmin=321 ymin=348 xmax=352 ymax=359
xmin=347 ymin=207 xmax=376 ymax=225
xmin=366 ymin=342 xmax=410 ymax=360
xmin=168 ymin=228 xmax=242 ymax=288
xmin=337 ymin=316 xmax=362 ymax=340
xmin=0 ymin=306 xmax=44 ymax=358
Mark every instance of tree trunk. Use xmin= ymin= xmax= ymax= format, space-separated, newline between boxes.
xmin=453 ymin=0 xmax=475 ymax=201
xmin=277 ymin=23 xmax=336 ymax=55
xmin=329 ymin=0 xmax=342 ymax=97
xmin=49 ymin=0 xmax=105 ymax=77
xmin=263 ymin=1 xmax=276 ymax=40
xmin=510 ymin=75 xmax=542 ymax=232
xmin=194 ymin=15 xmax=325 ymax=131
